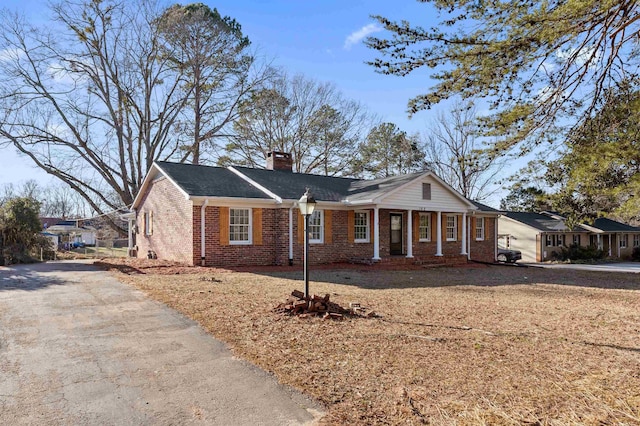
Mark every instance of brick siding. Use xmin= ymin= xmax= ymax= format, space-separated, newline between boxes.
xmin=136 ymin=190 xmax=497 ymax=266
xmin=135 ymin=177 xmax=193 ymax=264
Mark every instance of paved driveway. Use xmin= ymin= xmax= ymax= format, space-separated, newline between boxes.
xmin=526 ymin=262 xmax=640 ymax=273
xmin=0 ymin=261 xmax=322 ymax=425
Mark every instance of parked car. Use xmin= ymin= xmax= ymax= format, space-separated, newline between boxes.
xmin=497 ymin=248 xmax=522 ymax=263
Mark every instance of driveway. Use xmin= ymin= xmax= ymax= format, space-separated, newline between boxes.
xmin=0 ymin=260 xmax=322 ymax=425
xmin=525 ymin=262 xmax=640 ymax=273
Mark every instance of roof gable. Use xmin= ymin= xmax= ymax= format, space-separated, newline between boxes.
xmin=132 ymin=162 xmax=275 ymax=209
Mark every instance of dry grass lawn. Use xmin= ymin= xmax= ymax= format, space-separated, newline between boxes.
xmin=98 ymin=259 xmax=640 ymax=425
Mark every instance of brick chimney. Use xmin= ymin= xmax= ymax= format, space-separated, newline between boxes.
xmin=266 ymin=151 xmax=293 ymax=172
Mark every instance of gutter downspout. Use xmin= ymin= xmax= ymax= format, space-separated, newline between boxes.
xmin=201 ymin=199 xmax=209 ymax=266
xmin=288 ymin=207 xmax=294 ymax=266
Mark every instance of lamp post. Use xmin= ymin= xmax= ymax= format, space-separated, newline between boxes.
xmin=298 ymin=189 xmax=316 ymax=298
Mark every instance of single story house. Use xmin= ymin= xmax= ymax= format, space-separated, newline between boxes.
xmin=45 ymin=220 xmax=97 ymax=247
xmin=498 ymin=211 xmax=640 ymax=262
xmin=130 ymin=152 xmax=499 ymax=267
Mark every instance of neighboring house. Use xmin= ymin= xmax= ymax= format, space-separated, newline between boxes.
xmin=40 ymin=231 xmax=59 ymax=248
xmin=45 ymin=220 xmax=97 ymax=247
xmin=589 ymin=218 xmax=640 ymax=258
xmin=131 ymin=152 xmax=499 ymax=267
xmin=498 ymin=211 xmax=640 ymax=262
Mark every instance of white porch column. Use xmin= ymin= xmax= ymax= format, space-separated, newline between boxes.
xmin=461 ymin=212 xmax=467 ymax=255
xmin=608 ymin=234 xmax=612 ymax=257
xmin=407 ymin=209 xmax=413 ymax=258
xmin=373 ymin=207 xmax=381 ymax=260
xmin=436 ymin=211 xmax=443 ymax=256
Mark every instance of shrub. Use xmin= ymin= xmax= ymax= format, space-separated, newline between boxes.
xmin=554 ymin=244 xmax=606 ymax=262
xmin=632 ymin=247 xmax=640 ymax=262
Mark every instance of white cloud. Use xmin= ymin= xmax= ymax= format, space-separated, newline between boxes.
xmin=344 ymin=23 xmax=382 ymax=50
xmin=0 ymin=48 xmax=24 ymax=62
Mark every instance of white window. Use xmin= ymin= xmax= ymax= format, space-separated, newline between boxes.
xmin=309 ymin=210 xmax=324 ymax=243
xmin=556 ymin=235 xmax=564 ymax=247
xmin=620 ymin=234 xmax=628 ymax=248
xmin=144 ymin=212 xmax=153 ymax=236
xmin=230 ymin=208 xmax=251 ymax=244
xmin=573 ymin=234 xmax=581 ymax=246
xmin=446 ymin=215 xmax=457 ymax=241
xmin=475 ymin=217 xmax=485 ymax=241
xmin=419 ymin=213 xmax=431 ymax=242
xmin=354 ymin=211 xmax=369 ymax=242
xmin=546 ymin=234 xmax=553 ymax=247
xmin=634 ymin=234 xmax=640 ymax=247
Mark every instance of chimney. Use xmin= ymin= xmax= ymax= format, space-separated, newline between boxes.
xmin=266 ymin=151 xmax=293 ymax=172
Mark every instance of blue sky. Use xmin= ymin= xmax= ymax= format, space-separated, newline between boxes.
xmin=0 ymin=0 xmax=512 ymax=206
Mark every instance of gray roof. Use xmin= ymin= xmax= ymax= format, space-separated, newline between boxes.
xmin=232 ymin=166 xmax=359 ymax=202
xmin=504 ymin=212 xmax=589 ymax=232
xmin=591 ymin=218 xmax=640 ymax=232
xmin=156 ymin=161 xmax=269 ymax=199
xmin=469 ymin=200 xmax=500 ymax=213
xmin=152 ymin=161 xmax=476 ymax=207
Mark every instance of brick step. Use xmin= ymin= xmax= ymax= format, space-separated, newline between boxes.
xmin=350 ymin=255 xmax=468 ymax=266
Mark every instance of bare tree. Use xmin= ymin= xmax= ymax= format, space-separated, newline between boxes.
xmin=40 ymin=184 xmax=93 ymax=218
xmin=424 ymin=102 xmax=504 ymax=201
xmin=224 ymin=71 xmax=374 ymax=175
xmin=0 ymin=180 xmax=41 ymax=206
xmin=0 ymin=0 xmax=191 ymax=232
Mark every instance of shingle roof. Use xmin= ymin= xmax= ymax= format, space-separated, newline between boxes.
xmin=504 ymin=212 xmax=589 ymax=232
xmin=232 ymin=166 xmax=359 ymax=202
xmin=153 ymin=161 xmax=475 ymax=208
xmin=155 ymin=161 xmax=269 ymax=199
xmin=469 ymin=200 xmax=500 ymax=213
xmin=591 ymin=218 xmax=640 ymax=232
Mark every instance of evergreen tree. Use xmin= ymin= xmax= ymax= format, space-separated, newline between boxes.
xmin=357 ymin=123 xmax=425 ymax=178
xmin=367 ymin=0 xmax=640 ymax=153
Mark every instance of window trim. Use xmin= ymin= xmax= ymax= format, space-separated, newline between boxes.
xmin=144 ymin=211 xmax=153 ymax=236
xmin=446 ymin=215 xmax=457 ymax=241
xmin=546 ymin=234 xmax=553 ymax=247
xmin=572 ymin=234 xmax=581 ymax=246
xmin=308 ymin=210 xmax=324 ymax=244
xmin=620 ymin=234 xmax=628 ymax=249
xmin=475 ymin=217 xmax=485 ymax=241
xmin=634 ymin=234 xmax=640 ymax=248
xmin=354 ymin=210 xmax=370 ymax=243
xmin=229 ymin=207 xmax=252 ymax=245
xmin=418 ymin=212 xmax=431 ymax=242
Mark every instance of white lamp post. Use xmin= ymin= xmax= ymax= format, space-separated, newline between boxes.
xmin=298 ymin=189 xmax=316 ymax=298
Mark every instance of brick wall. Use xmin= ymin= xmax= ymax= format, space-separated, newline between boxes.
xmin=135 ymin=178 xmax=193 ymax=264
xmin=469 ymin=216 xmax=496 ymax=263
xmin=196 ymin=206 xmax=290 ymax=267
xmin=293 ymin=210 xmax=374 ymax=265
xmin=138 ymin=195 xmax=497 ymax=266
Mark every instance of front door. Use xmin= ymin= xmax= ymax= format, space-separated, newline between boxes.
xmin=390 ymin=213 xmax=403 ymax=255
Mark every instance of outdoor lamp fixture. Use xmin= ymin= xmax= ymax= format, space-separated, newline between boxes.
xmin=298 ymin=189 xmax=316 ymax=298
